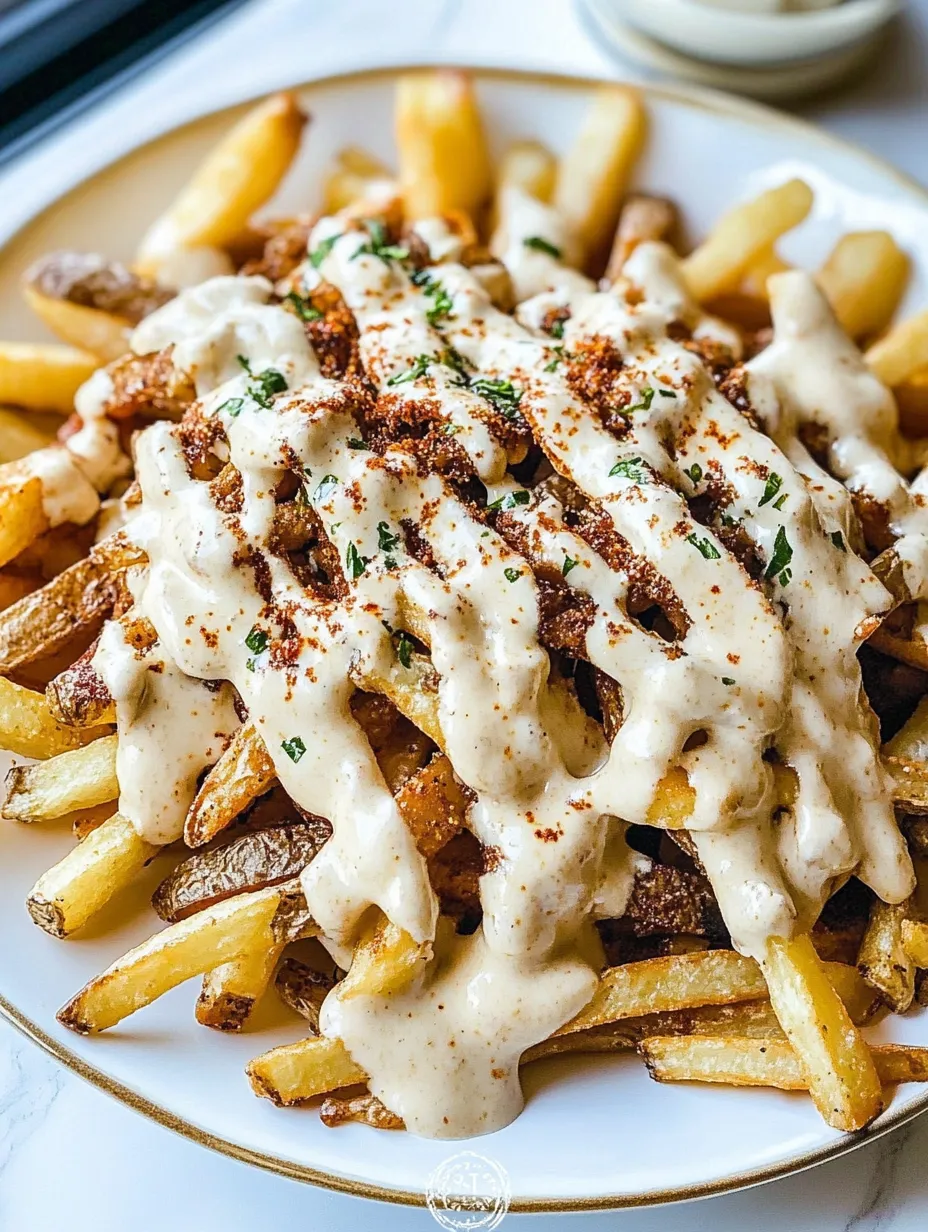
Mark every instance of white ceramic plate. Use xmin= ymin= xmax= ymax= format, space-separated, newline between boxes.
xmin=2 ymin=67 xmax=928 ymax=1213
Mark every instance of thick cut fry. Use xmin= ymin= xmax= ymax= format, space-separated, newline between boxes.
xmin=0 ymin=675 xmax=104 ymax=759
xmin=858 ymin=898 xmax=915 ymax=1013
xmin=554 ymin=85 xmax=646 ymax=264
xmin=0 ymin=407 xmax=59 ymax=464
xmin=184 ymin=720 xmax=274 ymax=846
xmin=275 ymin=958 xmax=337 ymax=1029
xmin=641 ymin=1035 xmax=928 ymax=1090
xmin=3 ymin=733 xmax=118 ymax=821
xmin=0 ymin=341 xmax=97 ymax=412
xmin=606 ymin=194 xmax=677 ymax=284
xmin=901 ymin=918 xmax=928 ymax=966
xmin=58 ymin=881 xmax=313 ymax=1033
xmin=558 ymin=950 xmax=768 ymax=1036
xmin=816 ymin=231 xmax=909 ymax=340
xmin=337 ymin=912 xmax=429 ymax=1001
xmin=320 ymin=1092 xmax=404 ymax=1129
xmin=866 ymin=308 xmax=928 ymax=387
xmin=683 ymin=179 xmax=814 ymax=301
xmin=323 ymin=146 xmax=395 ymax=215
xmin=395 ymin=71 xmax=492 ymax=219
xmin=248 ymin=1034 xmax=366 ymax=1106
xmin=27 ymin=812 xmax=156 ymax=937
xmin=740 ymin=244 xmax=791 ymax=298
xmin=895 ymin=367 xmax=928 ymax=436
xmin=761 ymin=934 xmax=882 ymax=1131
xmin=354 ymin=650 xmax=444 ymax=749
xmin=136 ymin=93 xmax=307 ymax=275
xmin=195 ymin=942 xmax=285 ymax=1031
xmin=0 ymin=472 xmax=49 ymax=568
xmin=496 ymin=140 xmax=557 ymax=205
xmin=46 ymin=653 xmax=116 ymax=728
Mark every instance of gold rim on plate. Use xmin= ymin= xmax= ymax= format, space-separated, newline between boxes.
xmin=2 ymin=61 xmax=928 ymax=1212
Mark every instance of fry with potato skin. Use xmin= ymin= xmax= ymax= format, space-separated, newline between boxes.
xmin=857 ymin=898 xmax=916 ymax=1013
xmin=0 ymin=674 xmax=106 ymax=759
xmin=195 ymin=942 xmax=285 ymax=1032
xmin=3 ymin=733 xmax=118 ymax=822
xmin=184 ymin=721 xmax=275 ymax=847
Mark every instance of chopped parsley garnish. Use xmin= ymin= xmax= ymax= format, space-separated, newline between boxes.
xmin=658 ymin=389 xmax=677 ymax=399
xmin=488 ymin=489 xmax=530 ymax=512
xmin=377 ymin=521 xmax=400 ymax=552
xmin=412 ymin=270 xmax=454 ymax=325
xmin=504 ymin=567 xmax=522 ymax=583
xmin=687 ymin=533 xmax=721 ymax=560
xmin=772 ymin=493 xmax=787 ymax=511
xmin=281 ymin=736 xmax=306 ymax=763
xmin=347 ymin=438 xmax=368 ymax=450
xmin=218 ymin=397 xmax=244 ymax=417
xmin=720 ymin=512 xmax=739 ymax=528
xmin=309 ymin=234 xmax=339 ymax=268
xmin=387 ymin=354 xmax=432 ymax=386
xmin=548 ymin=317 xmax=566 ymax=340
xmin=284 ymin=291 xmax=322 ymax=322
xmin=345 ymin=543 xmax=369 ymax=580
xmin=685 ymin=462 xmax=703 ymax=485
xmin=609 ymin=456 xmax=649 ymax=483
xmin=245 ymin=626 xmax=268 ymax=655
xmin=523 ymin=235 xmax=562 ymax=258
xmin=441 ymin=423 xmax=462 ymax=435
xmin=544 ymin=345 xmax=564 ymax=373
xmin=722 ymin=676 xmax=736 ymax=686
xmin=759 ymin=472 xmax=783 ymax=507
xmin=354 ymin=218 xmax=409 ymax=263
xmin=831 ymin=530 xmax=846 ymax=552
xmin=627 ymin=387 xmax=655 ymax=414
xmin=471 ymin=378 xmax=523 ymax=419
xmin=313 ymin=474 xmax=339 ymax=502
xmin=765 ymin=525 xmax=793 ymax=585
xmin=236 ymin=355 xmax=287 ymax=409
xmin=395 ymin=631 xmax=414 ymax=669
xmin=245 ymin=658 xmax=257 ymax=673
xmin=442 ymin=346 xmax=470 ymax=384
xmin=562 ymin=554 xmax=579 ymax=577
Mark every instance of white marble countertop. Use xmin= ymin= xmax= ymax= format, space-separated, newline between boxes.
xmin=2 ymin=1 xmax=928 ymax=1228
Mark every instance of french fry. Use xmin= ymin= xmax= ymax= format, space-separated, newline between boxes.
xmin=554 ymin=85 xmax=646 ymax=264
xmin=27 ymin=812 xmax=156 ymax=938
xmin=2 ymin=733 xmax=118 ymax=822
xmin=641 ymin=1035 xmax=928 ymax=1090
xmin=337 ymin=912 xmax=429 ymax=1001
xmin=816 ymin=231 xmax=909 ymax=341
xmin=0 ymin=341 xmax=97 ymax=412
xmin=0 ymin=407 xmax=59 ymax=464
xmin=858 ymin=898 xmax=916 ymax=1013
xmin=46 ymin=654 xmax=116 ymax=728
xmin=496 ymin=140 xmax=557 ymax=204
xmin=195 ymin=942 xmax=285 ymax=1032
xmin=248 ymin=1033 xmax=366 ymax=1106
xmin=395 ymin=70 xmax=492 ymax=219
xmin=184 ymin=720 xmax=274 ymax=846
xmin=58 ymin=881 xmax=313 ymax=1033
xmin=70 ymin=801 xmax=117 ymax=840
xmin=682 ymin=179 xmax=814 ymax=302
xmin=323 ymin=146 xmax=395 ymax=215
xmin=606 ymin=194 xmax=677 ymax=285
xmin=0 ymin=471 xmax=49 ymax=567
xmin=761 ymin=934 xmax=883 ymax=1131
xmin=901 ymin=918 xmax=928 ymax=966
xmin=0 ymin=572 xmax=40 ymax=611
xmin=740 ymin=244 xmax=791 ymax=298
xmin=24 ymin=289 xmax=128 ymax=364
xmin=136 ymin=92 xmax=307 ymax=276
xmin=895 ymin=367 xmax=928 ymax=437
xmin=866 ymin=308 xmax=928 ymax=388
xmin=320 ymin=1092 xmax=404 ymax=1129
xmin=0 ymin=674 xmax=104 ymax=759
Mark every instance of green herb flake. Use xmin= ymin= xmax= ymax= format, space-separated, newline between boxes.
xmin=354 ymin=218 xmax=409 ymax=264
xmin=722 ymin=676 xmax=736 ymax=686
xmin=685 ymin=462 xmax=703 ymax=485
xmin=313 ymin=474 xmax=340 ymax=502
xmin=609 ymin=456 xmax=649 ymax=483
xmin=441 ymin=423 xmax=462 ymax=435
xmin=772 ymin=493 xmax=787 ymax=511
xmin=548 ymin=317 xmax=566 ymax=340
xmin=831 ymin=530 xmax=846 ymax=552
xmin=687 ymin=533 xmax=721 ymax=561
xmin=764 ymin=525 xmax=794 ymax=585
xmin=489 ymin=489 xmax=531 ymax=513
xmin=245 ymin=626 xmax=268 ymax=656
xmin=281 ymin=736 xmax=306 ymax=763
xmin=309 ymin=234 xmax=340 ymax=269
xmin=658 ymin=389 xmax=677 ymax=399
xmin=346 ymin=542 xmax=369 ymax=580
xmin=544 ymin=345 xmax=565 ymax=373
xmin=471 ymin=378 xmax=523 ymax=420
xmin=285 ymin=291 xmax=322 ymax=322
xmin=387 ymin=354 xmax=432 ymax=386
xmin=395 ymin=631 xmax=413 ymax=669
xmin=523 ymin=235 xmax=562 ymax=258
xmin=627 ymin=387 xmax=655 ymax=414
xmin=504 ymin=567 xmax=522 ymax=583
xmin=442 ymin=346 xmax=470 ymax=384
xmin=218 ymin=397 xmax=245 ymax=417
xmin=377 ymin=521 xmax=400 ymax=553
xmin=759 ymin=472 xmax=783 ymax=508
xmin=347 ymin=438 xmax=368 ymax=450
xmin=562 ymin=555 xmax=579 ymax=577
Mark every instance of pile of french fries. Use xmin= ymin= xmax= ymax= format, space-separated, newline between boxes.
xmin=4 ymin=70 xmax=928 ymax=1139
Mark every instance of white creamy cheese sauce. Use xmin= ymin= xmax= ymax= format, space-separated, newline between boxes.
xmin=82 ymin=199 xmax=917 ymax=1138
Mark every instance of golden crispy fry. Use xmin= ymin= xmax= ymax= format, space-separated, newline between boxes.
xmin=901 ymin=918 xmax=928 ymax=966
xmin=606 ymin=194 xmax=677 ymax=285
xmin=136 ymin=93 xmax=307 ymax=276
xmin=0 ymin=572 xmax=40 ymax=611
xmin=0 ymin=341 xmax=97 ymax=412
xmin=869 ymin=624 xmax=928 ymax=674
xmin=740 ymin=244 xmax=791 ymax=298
xmin=858 ymin=898 xmax=916 ymax=1013
xmin=27 ymin=812 xmax=156 ymax=938
xmin=554 ymin=85 xmax=646 ymax=264
xmin=816 ymin=231 xmax=909 ymax=341
xmin=395 ymin=70 xmax=492 ymax=219
xmin=354 ymin=650 xmax=444 ymax=749
xmin=640 ymin=1035 xmax=928 ymax=1090
xmin=195 ymin=942 xmax=285 ymax=1032
xmin=24 ymin=287 xmax=128 ymax=364
xmin=58 ymin=881 xmax=312 ymax=1033
xmin=320 ymin=1092 xmax=404 ymax=1129
xmin=337 ymin=912 xmax=429 ymax=1001
xmin=683 ymin=179 xmax=814 ymax=302
xmin=0 ymin=407 xmax=60 ymax=464
xmin=558 ymin=950 xmax=768 ymax=1036
xmin=394 ymin=753 xmax=466 ymax=857
xmin=323 ymin=146 xmax=395 ymax=215
xmin=0 ymin=675 xmax=104 ymax=759
xmin=895 ymin=367 xmax=928 ymax=436
xmin=866 ymin=308 xmax=928 ymax=387
xmin=248 ymin=1034 xmax=366 ymax=1106
xmin=70 ymin=801 xmax=118 ymax=840
xmin=645 ymin=765 xmax=695 ymax=829
xmin=761 ymin=934 xmax=882 ymax=1131
xmin=2 ymin=733 xmax=118 ymax=822
xmin=184 ymin=720 xmax=274 ymax=846
xmin=0 ymin=471 xmax=49 ymax=568
xmin=496 ymin=140 xmax=557 ymax=205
